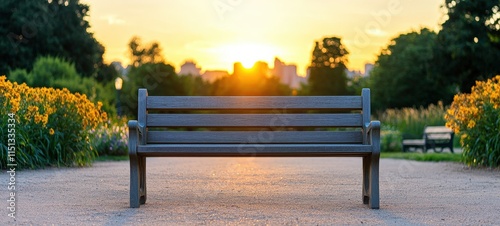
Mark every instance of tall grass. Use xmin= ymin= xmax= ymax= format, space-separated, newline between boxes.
xmin=377 ymin=102 xmax=447 ymax=139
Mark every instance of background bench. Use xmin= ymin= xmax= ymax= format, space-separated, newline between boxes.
xmin=402 ymin=126 xmax=454 ymax=153
xmin=128 ymin=88 xmax=380 ymax=209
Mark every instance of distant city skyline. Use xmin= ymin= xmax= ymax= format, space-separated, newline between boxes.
xmin=82 ymin=0 xmax=442 ymax=75
xmin=176 ymin=58 xmax=372 ymax=88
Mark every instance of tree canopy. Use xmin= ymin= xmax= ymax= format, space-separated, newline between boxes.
xmin=370 ymin=28 xmax=456 ymax=110
xmin=0 ymin=0 xmax=104 ymax=77
xmin=437 ymin=0 xmax=500 ymax=92
xmin=128 ymin=36 xmax=165 ymax=67
xmin=306 ymin=37 xmax=349 ymax=95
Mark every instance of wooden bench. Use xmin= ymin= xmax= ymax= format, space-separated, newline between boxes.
xmin=128 ymin=88 xmax=380 ymax=209
xmin=402 ymin=126 xmax=454 ymax=153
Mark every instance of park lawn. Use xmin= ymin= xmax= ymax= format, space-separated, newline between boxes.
xmin=381 ymin=152 xmax=462 ymax=162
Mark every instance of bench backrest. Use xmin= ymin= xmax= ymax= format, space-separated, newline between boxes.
xmin=137 ymin=88 xmax=372 ymax=145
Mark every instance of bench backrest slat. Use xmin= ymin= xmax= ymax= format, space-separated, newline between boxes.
xmin=146 ymin=113 xmax=363 ymax=128
xmin=146 ymin=96 xmax=362 ymax=110
xmin=147 ymin=131 xmax=363 ymax=144
xmin=137 ymin=88 xmax=372 ymax=145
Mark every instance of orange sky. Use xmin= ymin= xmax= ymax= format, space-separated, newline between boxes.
xmin=82 ymin=0 xmax=444 ymax=75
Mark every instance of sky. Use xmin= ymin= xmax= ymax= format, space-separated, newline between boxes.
xmin=82 ymin=0 xmax=444 ymax=75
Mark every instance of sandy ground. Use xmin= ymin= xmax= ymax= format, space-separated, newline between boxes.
xmin=1 ymin=157 xmax=499 ymax=225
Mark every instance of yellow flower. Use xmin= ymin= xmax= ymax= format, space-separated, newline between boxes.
xmin=49 ymin=128 xmax=55 ymax=135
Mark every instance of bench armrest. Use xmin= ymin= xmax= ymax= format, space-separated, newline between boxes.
xmin=128 ymin=120 xmax=139 ymax=156
xmin=366 ymin=121 xmax=381 ymax=154
xmin=366 ymin=121 xmax=380 ymax=133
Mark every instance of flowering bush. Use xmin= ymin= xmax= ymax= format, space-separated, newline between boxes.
xmin=445 ymin=75 xmax=500 ymax=167
xmin=0 ymin=76 xmax=107 ymax=169
xmin=92 ymin=117 xmax=129 ymax=156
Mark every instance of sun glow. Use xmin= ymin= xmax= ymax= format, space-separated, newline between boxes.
xmin=216 ymin=43 xmax=283 ymax=70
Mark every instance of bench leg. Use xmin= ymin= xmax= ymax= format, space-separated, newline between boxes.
xmin=139 ymin=156 xmax=147 ymax=205
xmin=369 ymin=154 xmax=380 ymax=209
xmin=130 ymin=154 xmax=141 ymax=208
xmin=362 ymin=155 xmax=380 ymax=209
xmin=362 ymin=156 xmax=370 ymax=204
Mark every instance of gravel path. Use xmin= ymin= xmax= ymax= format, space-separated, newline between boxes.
xmin=1 ymin=157 xmax=499 ymax=225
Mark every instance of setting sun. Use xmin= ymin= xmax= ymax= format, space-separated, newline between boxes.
xmin=217 ymin=43 xmax=284 ymax=69
xmin=82 ymin=0 xmax=442 ymax=74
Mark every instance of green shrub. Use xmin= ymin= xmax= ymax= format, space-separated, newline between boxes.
xmin=8 ymin=69 xmax=31 ymax=84
xmin=31 ymin=56 xmax=80 ymax=85
xmin=446 ymin=75 xmax=500 ymax=167
xmin=380 ymin=126 xmax=403 ymax=152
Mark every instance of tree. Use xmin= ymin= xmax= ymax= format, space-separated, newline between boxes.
xmin=0 ymin=0 xmax=104 ymax=77
xmin=307 ymin=37 xmax=349 ymax=95
xmin=128 ymin=36 xmax=165 ymax=67
xmin=120 ymin=62 xmax=184 ymax=117
xmin=370 ymin=28 xmax=455 ymax=110
xmin=437 ymin=0 xmax=500 ymax=92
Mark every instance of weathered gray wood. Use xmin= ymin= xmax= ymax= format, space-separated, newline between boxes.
xmin=147 ymin=131 xmax=363 ymax=144
xmin=138 ymin=89 xmax=148 ymax=145
xmin=362 ymin=156 xmax=370 ymax=204
xmin=368 ymin=120 xmax=380 ymax=209
xmin=137 ymin=144 xmax=373 ymax=157
xmin=147 ymin=113 xmax=363 ymax=127
xmin=147 ymin=96 xmax=362 ymax=110
xmin=128 ymin=120 xmax=140 ymax=208
xmin=128 ymin=88 xmax=381 ymax=209
xmin=402 ymin=126 xmax=454 ymax=153
xmin=424 ymin=126 xmax=453 ymax=134
xmin=362 ymin=88 xmax=371 ymax=144
xmin=402 ymin=139 xmax=425 ymax=146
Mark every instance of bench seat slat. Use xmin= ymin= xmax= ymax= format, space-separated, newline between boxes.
xmin=137 ymin=144 xmax=373 ymax=157
xmin=147 ymin=96 xmax=362 ymax=110
xmin=147 ymin=114 xmax=363 ymax=127
xmin=147 ymin=131 xmax=363 ymax=144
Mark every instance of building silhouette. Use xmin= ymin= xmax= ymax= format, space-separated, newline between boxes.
xmin=178 ymin=61 xmax=201 ymax=76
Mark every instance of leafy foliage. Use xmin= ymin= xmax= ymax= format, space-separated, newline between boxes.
xmin=378 ymin=102 xmax=448 ymax=139
xmin=0 ymin=0 xmax=104 ymax=77
xmin=370 ymin=28 xmax=455 ymax=110
xmin=128 ymin=36 xmax=165 ymax=67
xmin=380 ymin=125 xmax=403 ymax=152
xmin=0 ymin=76 xmax=108 ymax=169
xmin=120 ymin=62 xmax=188 ymax=117
xmin=307 ymin=37 xmax=349 ymax=95
xmin=437 ymin=0 xmax=500 ymax=93
xmin=445 ymin=75 xmax=500 ymax=167
xmin=7 ymin=56 xmax=116 ymax=115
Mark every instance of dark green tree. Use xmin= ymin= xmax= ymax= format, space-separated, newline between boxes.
xmin=370 ymin=28 xmax=455 ymax=110
xmin=120 ymin=62 xmax=184 ymax=117
xmin=437 ymin=0 xmax=500 ymax=92
xmin=0 ymin=0 xmax=104 ymax=77
xmin=307 ymin=37 xmax=349 ymax=95
xmin=95 ymin=63 xmax=119 ymax=83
